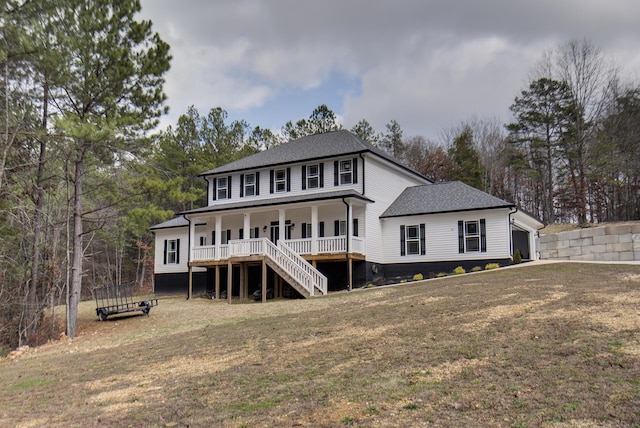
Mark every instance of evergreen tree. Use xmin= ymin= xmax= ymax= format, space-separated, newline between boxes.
xmin=448 ymin=126 xmax=483 ymax=189
xmin=50 ymin=0 xmax=171 ymax=339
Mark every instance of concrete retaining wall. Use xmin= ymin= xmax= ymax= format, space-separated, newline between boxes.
xmin=540 ymin=223 xmax=640 ymax=261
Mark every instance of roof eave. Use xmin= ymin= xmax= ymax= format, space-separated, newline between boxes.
xmin=380 ymin=204 xmax=515 ymax=219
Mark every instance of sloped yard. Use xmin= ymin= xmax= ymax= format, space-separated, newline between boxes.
xmin=1 ymin=262 xmax=639 ymax=427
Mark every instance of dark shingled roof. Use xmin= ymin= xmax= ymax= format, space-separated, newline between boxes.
xmin=380 ymin=181 xmax=514 ymax=218
xmin=150 ymin=217 xmax=206 ymax=230
xmin=199 ymin=129 xmax=424 ymax=178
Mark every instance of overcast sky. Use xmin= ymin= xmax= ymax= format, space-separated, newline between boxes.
xmin=138 ymin=0 xmax=640 ymax=140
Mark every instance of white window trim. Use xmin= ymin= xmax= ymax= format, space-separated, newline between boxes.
xmin=167 ymin=239 xmax=178 ymax=264
xmin=217 ymin=177 xmax=228 ymax=200
xmin=244 ymin=173 xmax=256 ymax=197
xmin=307 ymin=164 xmax=319 ymax=189
xmin=339 ymin=160 xmax=353 ymax=185
xmin=464 ymin=220 xmax=480 ymax=252
xmin=405 ymin=225 xmax=421 ymax=255
xmin=275 ymin=169 xmax=287 ymax=193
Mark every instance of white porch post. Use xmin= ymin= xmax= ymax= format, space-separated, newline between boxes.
xmin=278 ymin=208 xmax=285 ymax=243
xmin=215 ymin=215 xmax=222 ymax=260
xmin=243 ymin=213 xmax=251 ymax=239
xmin=311 ymin=205 xmax=318 ymax=255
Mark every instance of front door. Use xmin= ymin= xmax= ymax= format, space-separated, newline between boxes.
xmin=270 ymin=223 xmax=279 ymax=243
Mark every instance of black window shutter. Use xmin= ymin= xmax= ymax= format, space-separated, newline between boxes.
xmin=319 ymin=221 xmax=325 ymax=237
xmin=176 ymin=239 xmax=180 ymax=264
xmin=226 ymin=230 xmax=231 ymax=242
xmin=353 ymin=158 xmax=358 ymax=184
xmin=286 ymin=167 xmax=291 ymax=192
xmin=420 ymin=223 xmax=426 ymax=255
xmin=212 ymin=230 xmax=216 ymax=245
xmin=334 ymin=161 xmax=339 ymax=185
xmin=353 ymin=218 xmax=359 ymax=236
xmin=458 ymin=221 xmax=465 ymax=253
xmin=270 ymin=170 xmax=274 ymax=193
xmin=400 ymin=225 xmax=406 ymax=256
xmin=163 ymin=239 xmax=168 ymax=264
xmin=302 ymin=165 xmax=307 ymax=190
xmin=212 ymin=178 xmax=217 ymax=201
xmin=240 ymin=174 xmax=244 ymax=197
xmin=239 ymin=228 xmax=244 ymax=240
xmin=480 ymin=218 xmax=487 ymax=252
xmin=254 ymin=227 xmax=259 ymax=238
xmin=334 ymin=220 xmax=340 ymax=236
xmin=255 ymin=172 xmax=260 ymax=195
xmin=319 ymin=163 xmax=324 ymax=188
xmin=227 ymin=176 xmax=232 ymax=199
xmin=301 ymin=223 xmax=307 ymax=239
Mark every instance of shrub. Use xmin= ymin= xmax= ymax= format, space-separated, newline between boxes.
xmin=513 ymin=249 xmax=522 ymax=264
xmin=413 ymin=273 xmax=424 ymax=281
xmin=453 ymin=266 xmax=466 ymax=275
xmin=485 ymin=263 xmax=500 ymax=270
xmin=366 ymin=283 xmax=375 ymax=288
xmin=471 ymin=266 xmax=482 ymax=272
xmin=436 ymin=272 xmax=448 ymax=278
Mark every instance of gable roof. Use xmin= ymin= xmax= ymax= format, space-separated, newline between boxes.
xmin=380 ymin=181 xmax=514 ymax=218
xmin=199 ymin=129 xmax=428 ymax=181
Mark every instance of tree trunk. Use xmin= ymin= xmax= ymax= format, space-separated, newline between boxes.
xmin=25 ymin=78 xmax=49 ymax=344
xmin=67 ymin=145 xmax=86 ymax=339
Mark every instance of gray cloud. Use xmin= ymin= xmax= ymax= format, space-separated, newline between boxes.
xmin=140 ymin=0 xmax=640 ymax=138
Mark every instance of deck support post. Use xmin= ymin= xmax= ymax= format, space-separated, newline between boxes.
xmin=227 ymin=260 xmax=232 ymax=304
xmin=188 ymin=265 xmax=193 ymax=300
xmin=348 ymin=256 xmax=353 ymax=292
xmin=214 ymin=265 xmax=220 ymax=300
xmin=240 ymin=262 xmax=247 ymax=301
xmin=262 ymin=259 xmax=267 ymax=303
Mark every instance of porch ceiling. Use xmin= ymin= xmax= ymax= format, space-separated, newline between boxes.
xmin=180 ymin=189 xmax=373 ymax=217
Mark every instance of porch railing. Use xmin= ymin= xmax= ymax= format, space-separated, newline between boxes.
xmin=277 ymin=241 xmax=327 ymax=296
xmin=192 ymin=236 xmax=365 ymax=262
xmin=191 ymin=239 xmax=327 ymax=296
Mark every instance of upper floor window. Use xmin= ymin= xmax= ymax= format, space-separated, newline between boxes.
xmin=199 ymin=236 xmax=207 ymax=246
xmin=302 ymin=163 xmax=323 ymax=190
xmin=275 ymin=169 xmax=286 ymax=192
xmin=339 ymin=160 xmax=352 ymax=184
xmin=400 ymin=224 xmax=425 ymax=256
xmin=334 ymin=159 xmax=358 ymax=186
xmin=216 ymin=177 xmax=229 ymax=200
xmin=241 ymin=172 xmax=259 ymax=197
xmin=270 ymin=168 xmax=291 ymax=193
xmin=458 ymin=219 xmax=486 ymax=253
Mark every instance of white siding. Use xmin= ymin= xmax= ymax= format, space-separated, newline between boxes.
xmin=382 ymin=208 xmax=512 ymax=264
xmin=154 ymin=228 xmax=190 ymax=274
xmin=206 ymin=156 xmax=363 ymax=207
xmin=363 ymin=155 xmax=430 ymax=263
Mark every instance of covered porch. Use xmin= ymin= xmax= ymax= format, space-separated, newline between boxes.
xmin=182 ymin=192 xmax=371 ymax=300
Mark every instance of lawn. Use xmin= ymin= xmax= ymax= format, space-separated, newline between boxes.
xmin=1 ymin=262 xmax=639 ymax=427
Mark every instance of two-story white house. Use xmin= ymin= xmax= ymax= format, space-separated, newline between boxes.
xmin=151 ymin=130 xmax=543 ymax=301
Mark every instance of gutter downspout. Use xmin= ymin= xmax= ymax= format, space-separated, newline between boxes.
xmin=508 ymin=207 xmax=517 ymax=261
xmin=185 ymin=214 xmax=193 ymax=300
xmin=342 ymin=197 xmax=351 ymax=291
xmin=358 ymin=153 xmax=366 ymax=196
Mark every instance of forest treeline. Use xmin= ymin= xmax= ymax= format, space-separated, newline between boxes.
xmin=1 ymin=0 xmax=639 ymax=353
